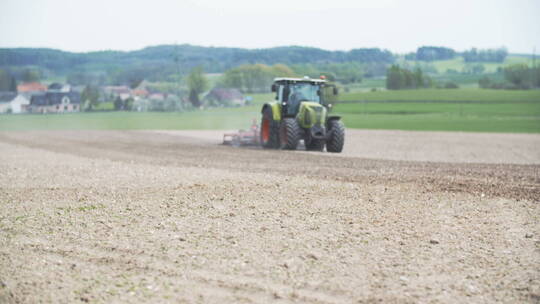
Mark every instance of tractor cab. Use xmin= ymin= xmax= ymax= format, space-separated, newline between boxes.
xmin=271 ymin=77 xmax=337 ymax=116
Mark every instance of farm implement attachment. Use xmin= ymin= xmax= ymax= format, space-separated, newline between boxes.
xmin=222 ymin=119 xmax=260 ymax=147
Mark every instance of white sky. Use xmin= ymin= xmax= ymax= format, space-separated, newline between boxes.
xmin=0 ymin=0 xmax=539 ymax=54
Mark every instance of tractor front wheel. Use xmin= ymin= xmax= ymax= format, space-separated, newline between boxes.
xmin=326 ymin=119 xmax=345 ymax=153
xmin=280 ymin=118 xmax=300 ymax=150
xmin=305 ymin=132 xmax=325 ymax=151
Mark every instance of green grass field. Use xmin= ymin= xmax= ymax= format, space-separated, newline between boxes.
xmin=0 ymin=94 xmax=275 ymax=131
xmin=334 ymin=89 xmax=540 ymax=133
xmin=0 ymin=90 xmax=538 ymax=133
xmin=344 ymin=78 xmax=386 ymax=91
xmin=0 ymin=107 xmax=262 ymax=131
xmin=339 ymin=89 xmax=540 ymax=103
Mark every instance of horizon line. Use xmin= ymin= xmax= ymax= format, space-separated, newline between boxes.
xmin=0 ymin=43 xmax=531 ymax=56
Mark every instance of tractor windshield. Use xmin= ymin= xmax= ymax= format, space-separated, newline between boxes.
xmin=286 ymin=83 xmax=321 ymax=115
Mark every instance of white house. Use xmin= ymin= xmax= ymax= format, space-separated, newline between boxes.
xmin=10 ymin=94 xmax=31 ymax=113
xmin=0 ymin=93 xmax=31 ymax=114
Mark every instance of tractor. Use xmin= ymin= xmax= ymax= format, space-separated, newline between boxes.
xmin=260 ymin=76 xmax=344 ymax=152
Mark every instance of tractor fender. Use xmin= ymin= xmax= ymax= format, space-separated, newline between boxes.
xmin=261 ymin=102 xmax=281 ymax=121
xmin=326 ymin=116 xmax=342 ymax=131
xmin=327 ymin=115 xmax=341 ymax=122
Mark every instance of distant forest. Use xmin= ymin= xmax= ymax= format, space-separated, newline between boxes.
xmin=0 ymin=45 xmax=392 ymax=81
xmin=0 ymin=45 xmax=512 ymax=86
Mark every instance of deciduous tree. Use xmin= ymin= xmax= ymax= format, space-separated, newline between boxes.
xmin=81 ymin=85 xmax=100 ymax=111
xmin=186 ymin=66 xmax=209 ymax=107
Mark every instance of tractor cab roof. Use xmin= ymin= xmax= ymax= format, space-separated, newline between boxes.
xmin=273 ymin=77 xmax=327 ymax=85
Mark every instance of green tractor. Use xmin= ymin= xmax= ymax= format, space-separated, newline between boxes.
xmin=260 ymin=77 xmax=344 ymax=153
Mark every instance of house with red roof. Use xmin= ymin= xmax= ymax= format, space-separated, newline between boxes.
xmin=204 ymin=88 xmax=244 ymax=107
xmin=17 ymin=82 xmax=47 ymax=93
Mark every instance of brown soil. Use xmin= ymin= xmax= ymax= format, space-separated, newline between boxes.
xmin=156 ymin=129 xmax=540 ymax=164
xmin=0 ymin=130 xmax=539 ymax=303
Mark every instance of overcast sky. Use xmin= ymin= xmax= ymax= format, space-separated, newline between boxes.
xmin=1 ymin=0 xmax=539 ymax=54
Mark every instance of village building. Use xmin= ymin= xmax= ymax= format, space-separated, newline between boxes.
xmin=28 ymin=91 xmax=81 ymax=113
xmin=17 ymin=82 xmax=47 ymax=93
xmin=204 ymin=88 xmax=244 ymax=107
xmin=132 ymin=80 xmax=150 ymax=99
xmin=148 ymin=92 xmax=165 ymax=101
xmin=48 ymin=83 xmax=71 ymax=93
xmin=10 ymin=94 xmax=31 ymax=113
xmin=132 ymin=88 xmax=149 ymax=99
xmin=103 ymin=85 xmax=132 ymax=101
xmin=71 ymin=85 xmax=86 ymax=94
xmin=0 ymin=92 xmax=31 ymax=114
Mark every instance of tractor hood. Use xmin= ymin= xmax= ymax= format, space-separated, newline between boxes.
xmin=298 ymin=102 xmax=327 ymax=129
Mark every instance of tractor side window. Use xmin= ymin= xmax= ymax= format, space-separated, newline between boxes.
xmin=321 ymin=86 xmax=337 ymax=105
xmin=278 ymin=85 xmax=284 ymax=102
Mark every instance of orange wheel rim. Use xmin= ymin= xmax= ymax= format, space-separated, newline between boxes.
xmin=261 ymin=119 xmax=270 ymax=142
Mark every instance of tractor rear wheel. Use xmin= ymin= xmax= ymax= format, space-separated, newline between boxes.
xmin=280 ymin=118 xmax=300 ymax=150
xmin=260 ymin=107 xmax=279 ymax=149
xmin=326 ymin=119 xmax=345 ymax=153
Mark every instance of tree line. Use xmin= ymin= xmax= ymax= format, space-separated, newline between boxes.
xmin=0 ymin=45 xmax=517 ymax=88
xmin=462 ymin=48 xmax=508 ymax=63
xmin=0 ymin=68 xmax=44 ymax=91
xmin=405 ymin=46 xmax=508 ymax=63
xmin=385 ymin=65 xmax=433 ymax=90
xmin=0 ymin=69 xmax=17 ymax=91
xmin=479 ymin=64 xmax=540 ymax=89
xmin=0 ymin=45 xmax=394 ymax=82
xmin=406 ymin=46 xmax=456 ymax=61
xmin=291 ymin=62 xmax=365 ymax=83
xmin=218 ymin=64 xmax=296 ymax=93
